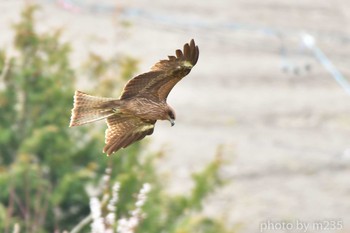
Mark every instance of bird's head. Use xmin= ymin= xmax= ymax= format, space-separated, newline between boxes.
xmin=165 ymin=106 xmax=176 ymax=127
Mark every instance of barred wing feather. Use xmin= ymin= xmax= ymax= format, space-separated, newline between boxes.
xmin=103 ymin=115 xmax=155 ymax=155
xmin=119 ymin=39 xmax=199 ymax=101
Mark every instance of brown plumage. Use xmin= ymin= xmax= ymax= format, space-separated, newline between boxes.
xmin=69 ymin=39 xmax=199 ymax=155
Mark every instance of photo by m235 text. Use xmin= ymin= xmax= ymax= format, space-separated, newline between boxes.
xmin=259 ymin=219 xmax=343 ymax=232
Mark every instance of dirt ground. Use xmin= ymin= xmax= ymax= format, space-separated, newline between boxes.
xmin=1 ymin=0 xmax=350 ymax=232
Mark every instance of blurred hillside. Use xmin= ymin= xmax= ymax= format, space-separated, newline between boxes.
xmin=1 ymin=1 xmax=350 ymax=233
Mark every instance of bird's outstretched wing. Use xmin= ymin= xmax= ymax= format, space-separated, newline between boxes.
xmin=119 ymin=39 xmax=199 ymax=101
xmin=103 ymin=115 xmax=156 ymax=155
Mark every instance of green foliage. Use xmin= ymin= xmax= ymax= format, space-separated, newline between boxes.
xmin=138 ymin=152 xmax=228 ymax=233
xmin=0 ymin=5 xmax=232 ymax=233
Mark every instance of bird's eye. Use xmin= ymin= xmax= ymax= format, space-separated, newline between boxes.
xmin=168 ymin=111 xmax=175 ymax=119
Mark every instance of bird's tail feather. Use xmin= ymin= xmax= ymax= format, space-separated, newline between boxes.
xmin=69 ymin=91 xmax=119 ymax=127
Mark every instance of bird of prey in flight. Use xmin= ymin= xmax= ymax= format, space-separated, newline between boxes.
xmin=69 ymin=39 xmax=199 ymax=155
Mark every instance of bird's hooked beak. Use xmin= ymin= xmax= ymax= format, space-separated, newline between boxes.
xmin=168 ymin=118 xmax=175 ymax=127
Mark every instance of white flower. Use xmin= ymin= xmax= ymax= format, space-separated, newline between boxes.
xmin=116 ymin=183 xmax=152 ymax=233
xmin=90 ymin=197 xmax=105 ymax=233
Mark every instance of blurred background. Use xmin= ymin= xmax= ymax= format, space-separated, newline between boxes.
xmin=1 ymin=0 xmax=350 ymax=232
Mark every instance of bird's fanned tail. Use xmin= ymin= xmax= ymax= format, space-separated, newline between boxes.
xmin=69 ymin=91 xmax=119 ymax=127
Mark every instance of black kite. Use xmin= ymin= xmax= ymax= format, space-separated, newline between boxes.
xmin=69 ymin=39 xmax=199 ymax=155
